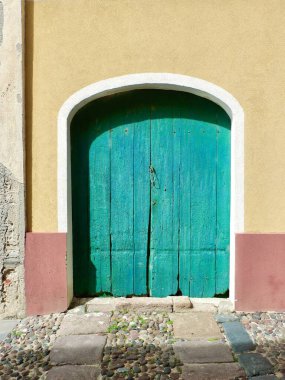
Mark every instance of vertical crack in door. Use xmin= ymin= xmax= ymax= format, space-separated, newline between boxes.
xmin=146 ymin=105 xmax=152 ymax=296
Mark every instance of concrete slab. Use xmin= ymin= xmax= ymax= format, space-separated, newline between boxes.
xmin=223 ymin=321 xmax=256 ymax=353
xmin=0 ymin=319 xmax=19 ymax=341
xmin=174 ymin=340 xmax=234 ymax=363
xmin=47 ymin=365 xmax=100 ymax=379
xmin=50 ymin=334 xmax=106 ymax=365
xmin=182 ymin=363 xmax=246 ymax=379
xmin=171 ymin=312 xmax=223 ymax=340
xmin=171 ymin=296 xmax=192 ymax=312
xmin=238 ymin=353 xmax=274 ymax=377
xmin=57 ymin=312 xmax=110 ymax=336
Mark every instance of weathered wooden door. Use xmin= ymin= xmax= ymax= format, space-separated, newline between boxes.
xmin=71 ymin=90 xmax=230 ymax=297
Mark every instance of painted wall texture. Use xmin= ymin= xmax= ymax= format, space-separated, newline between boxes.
xmin=26 ymin=0 xmax=285 ymax=233
xmin=0 ymin=0 xmax=25 ymax=317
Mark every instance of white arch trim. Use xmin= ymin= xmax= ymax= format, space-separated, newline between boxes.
xmin=58 ymin=73 xmax=244 ymax=303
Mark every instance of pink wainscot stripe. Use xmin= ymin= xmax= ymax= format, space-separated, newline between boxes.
xmin=235 ymin=233 xmax=285 ymax=312
xmin=25 ymin=232 xmax=68 ymax=315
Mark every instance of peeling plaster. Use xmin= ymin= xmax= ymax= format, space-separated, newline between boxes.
xmin=0 ymin=163 xmax=24 ymax=264
xmin=0 ymin=163 xmax=25 ymax=318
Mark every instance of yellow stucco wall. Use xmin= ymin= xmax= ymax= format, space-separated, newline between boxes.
xmin=26 ymin=0 xmax=285 ymax=232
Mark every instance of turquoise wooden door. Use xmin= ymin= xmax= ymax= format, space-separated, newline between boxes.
xmin=71 ymin=90 xmax=230 ymax=297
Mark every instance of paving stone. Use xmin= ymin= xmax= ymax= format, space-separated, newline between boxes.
xmin=67 ymin=305 xmax=86 ymax=314
xmin=113 ymin=297 xmax=132 ymax=311
xmin=87 ymin=297 xmax=173 ymax=312
xmin=248 ymin=376 xmax=278 ymax=380
xmin=171 ymin=312 xmax=223 ymax=340
xmin=218 ymin=300 xmax=234 ymax=313
xmin=239 ymin=311 xmax=285 ymax=374
xmin=174 ymin=340 xmax=234 ymax=363
xmin=50 ymin=334 xmax=106 ymax=365
xmin=190 ymin=298 xmax=220 ymax=312
xmin=171 ymin=296 xmax=192 ymax=312
xmin=57 ymin=312 xmax=110 ymax=336
xmin=47 ymin=365 xmax=100 ymax=379
xmin=223 ymin=321 xmax=256 ymax=353
xmin=215 ymin=314 xmax=239 ymax=323
xmin=182 ymin=363 xmax=246 ymax=379
xmin=86 ymin=297 xmax=116 ymax=312
xmin=238 ymin=353 xmax=274 ymax=377
xmin=116 ymin=297 xmax=173 ymax=312
xmin=0 ymin=319 xmax=19 ymax=341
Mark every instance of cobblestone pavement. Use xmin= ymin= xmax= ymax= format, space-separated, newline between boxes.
xmin=238 ymin=312 xmax=285 ymax=378
xmin=0 ymin=313 xmax=64 ymax=379
xmin=0 ymin=306 xmax=284 ymax=379
xmin=101 ymin=310 xmax=182 ymax=379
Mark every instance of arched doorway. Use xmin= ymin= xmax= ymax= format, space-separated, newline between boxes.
xmin=57 ymin=73 xmax=244 ymax=304
xmin=71 ymin=89 xmax=231 ymax=297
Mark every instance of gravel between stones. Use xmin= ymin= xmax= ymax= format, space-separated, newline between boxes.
xmin=0 ymin=313 xmax=64 ymax=379
xmin=102 ymin=310 xmax=183 ymax=380
xmin=238 ymin=312 xmax=285 ymax=377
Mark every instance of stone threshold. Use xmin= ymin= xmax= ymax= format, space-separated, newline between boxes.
xmin=69 ymin=296 xmax=233 ymax=314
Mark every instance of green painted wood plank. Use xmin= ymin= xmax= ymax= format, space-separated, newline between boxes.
xmin=89 ymin=115 xmax=111 ymax=294
xmin=110 ymin=109 xmax=134 ymax=296
xmin=172 ymin=103 xmax=182 ymax=296
xmin=133 ymin=102 xmax=151 ymax=295
xmin=177 ymin=106 xmax=192 ymax=296
xmin=216 ymin=113 xmax=231 ymax=294
xmin=150 ymin=100 xmax=178 ymax=297
xmin=190 ymin=119 xmax=216 ymax=297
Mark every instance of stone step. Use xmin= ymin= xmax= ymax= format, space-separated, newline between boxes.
xmin=191 ymin=298 xmax=234 ymax=313
xmin=50 ymin=334 xmax=106 ymax=365
xmin=77 ymin=296 xmax=234 ymax=314
xmin=85 ymin=296 xmax=192 ymax=313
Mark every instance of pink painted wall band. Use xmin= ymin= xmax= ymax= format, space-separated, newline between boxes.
xmin=25 ymin=232 xmax=68 ymax=315
xmin=235 ymin=233 xmax=285 ymax=311
xmin=25 ymin=232 xmax=285 ymax=314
